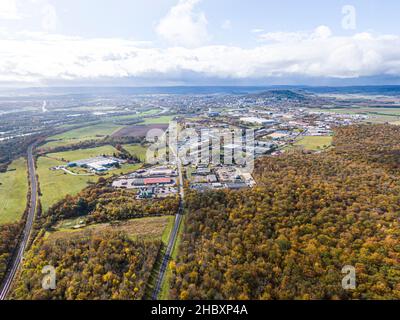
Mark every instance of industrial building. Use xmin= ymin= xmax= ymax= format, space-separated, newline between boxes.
xmin=67 ymin=156 xmax=125 ymax=173
xmin=112 ymin=165 xmax=178 ymax=198
xmin=240 ymin=117 xmax=277 ymax=126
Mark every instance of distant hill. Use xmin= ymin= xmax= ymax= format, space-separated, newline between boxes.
xmin=3 ymin=85 xmax=400 ymax=98
xmin=248 ymin=89 xmax=311 ymax=101
xmin=303 ymin=85 xmax=400 ymax=96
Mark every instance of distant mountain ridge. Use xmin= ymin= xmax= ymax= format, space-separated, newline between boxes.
xmin=1 ymin=85 xmax=400 ymax=97
xmin=249 ymin=89 xmax=310 ymax=101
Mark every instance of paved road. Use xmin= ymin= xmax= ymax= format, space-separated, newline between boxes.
xmin=60 ymin=167 xmax=93 ymax=176
xmin=151 ymin=151 xmax=185 ymax=300
xmin=0 ymin=143 xmax=38 ymax=300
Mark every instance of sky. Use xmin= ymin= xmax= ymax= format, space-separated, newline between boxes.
xmin=1 ymin=0 xmax=400 ymax=87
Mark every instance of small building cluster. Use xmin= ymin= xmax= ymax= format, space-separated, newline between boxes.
xmin=67 ymin=156 xmax=125 ymax=172
xmin=189 ymin=164 xmax=256 ymax=191
xmin=112 ymin=165 xmax=178 ymax=199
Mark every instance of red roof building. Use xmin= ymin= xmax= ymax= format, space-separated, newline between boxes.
xmin=144 ymin=177 xmax=173 ymax=185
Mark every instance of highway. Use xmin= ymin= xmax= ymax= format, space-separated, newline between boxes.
xmin=151 ymin=149 xmax=185 ymax=300
xmin=0 ymin=143 xmax=38 ymax=300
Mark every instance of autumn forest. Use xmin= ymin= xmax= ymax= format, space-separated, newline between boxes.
xmin=3 ymin=124 xmax=400 ymax=300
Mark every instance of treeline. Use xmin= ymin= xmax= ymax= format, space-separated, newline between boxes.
xmin=38 ymin=135 xmax=144 ymax=155
xmin=41 ymin=182 xmax=179 ymax=228
xmin=170 ymin=124 xmax=400 ymax=300
xmin=11 ymin=232 xmax=161 ymax=300
xmin=0 ymin=223 xmax=23 ymax=283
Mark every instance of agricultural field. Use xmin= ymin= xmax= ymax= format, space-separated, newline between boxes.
xmin=52 ymin=123 xmax=123 ymax=140
xmin=109 ymin=108 xmax=161 ymax=121
xmin=139 ymin=115 xmax=176 ymax=124
xmin=0 ymin=158 xmax=28 ymax=225
xmin=294 ymin=136 xmax=333 ymax=151
xmin=113 ymin=124 xmax=169 ymax=138
xmin=41 ymin=123 xmax=124 ymax=150
xmin=310 ymin=107 xmax=400 ymax=123
xmin=123 ymin=144 xmax=148 ymax=162
xmin=46 ymin=145 xmax=118 ymax=162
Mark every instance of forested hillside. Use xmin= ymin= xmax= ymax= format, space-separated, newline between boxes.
xmin=0 ymin=223 xmax=22 ymax=283
xmin=170 ymin=124 xmax=400 ymax=300
xmin=11 ymin=232 xmax=161 ymax=300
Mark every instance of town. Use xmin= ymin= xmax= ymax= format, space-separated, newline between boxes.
xmin=105 ymin=90 xmax=370 ymax=197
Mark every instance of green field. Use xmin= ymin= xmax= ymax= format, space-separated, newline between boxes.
xmin=109 ymin=109 xmax=161 ymax=121
xmin=294 ymin=136 xmax=333 ymax=151
xmin=0 ymin=158 xmax=29 ymax=224
xmin=37 ymin=157 xmax=98 ymax=212
xmin=41 ymin=123 xmax=124 ymax=150
xmin=111 ymin=163 xmax=143 ymax=176
xmin=52 ymin=123 xmax=123 ymax=140
xmin=47 ymin=145 xmax=118 ymax=162
xmin=309 ymin=107 xmax=400 ymax=124
xmin=140 ymin=116 xmax=175 ymax=124
xmin=122 ymin=144 xmax=148 ymax=162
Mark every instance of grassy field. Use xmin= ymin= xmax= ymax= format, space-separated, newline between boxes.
xmin=47 ymin=216 xmax=174 ymax=242
xmin=37 ymin=157 xmax=98 ymax=212
xmin=38 ymin=145 xmax=142 ymax=211
xmin=109 ymin=109 xmax=161 ymax=121
xmin=294 ymin=136 xmax=333 ymax=151
xmin=140 ymin=116 xmax=175 ymax=124
xmin=309 ymin=107 xmax=400 ymax=124
xmin=0 ymin=158 xmax=29 ymax=225
xmin=110 ymin=163 xmax=143 ymax=176
xmin=41 ymin=123 xmax=124 ymax=150
xmin=52 ymin=123 xmax=123 ymax=140
xmin=47 ymin=145 xmax=118 ymax=162
xmin=122 ymin=144 xmax=148 ymax=162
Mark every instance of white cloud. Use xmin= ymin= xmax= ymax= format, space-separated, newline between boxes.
xmin=0 ymin=1 xmax=59 ymax=31
xmin=251 ymin=28 xmax=264 ymax=33
xmin=1 ymin=30 xmax=400 ymax=85
xmin=258 ymin=31 xmax=306 ymax=43
xmin=156 ymin=0 xmax=209 ymax=48
xmin=0 ymin=0 xmax=20 ymax=20
xmin=313 ymin=25 xmax=332 ymax=39
xmin=221 ymin=19 xmax=232 ymax=30
xmin=258 ymin=25 xmax=332 ymax=42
